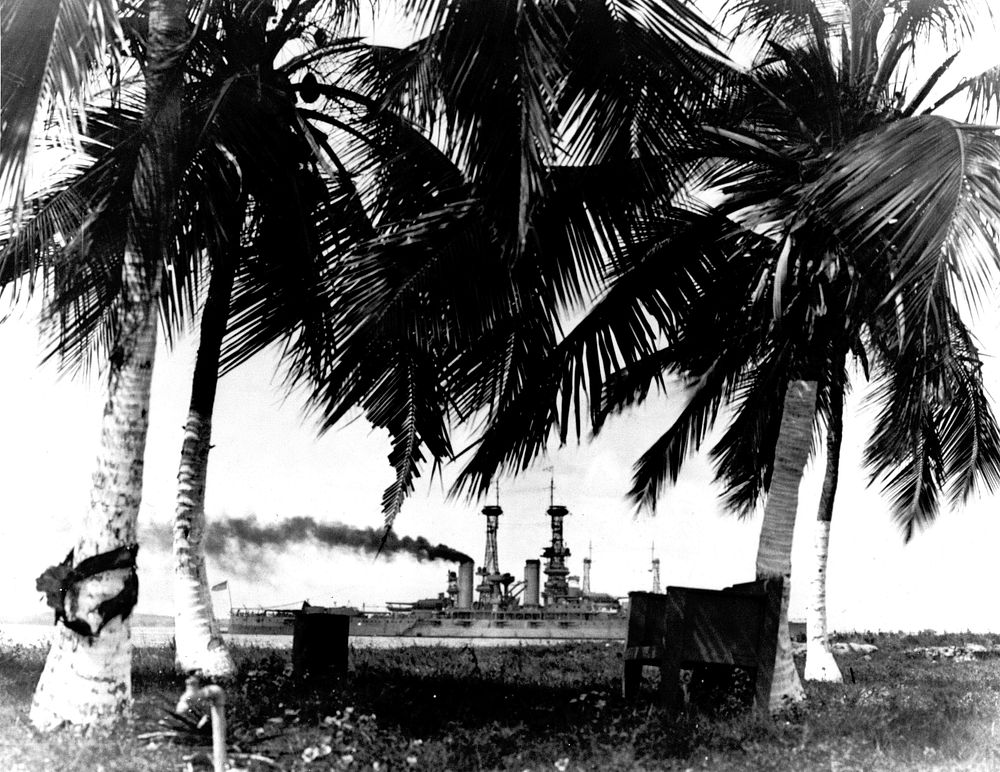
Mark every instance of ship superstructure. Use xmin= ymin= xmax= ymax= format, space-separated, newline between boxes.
xmin=229 ymin=495 xmax=629 ymax=639
xmin=650 ymin=544 xmax=662 ymax=594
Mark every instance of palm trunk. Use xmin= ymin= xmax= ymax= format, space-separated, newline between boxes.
xmin=29 ymin=0 xmax=185 ymax=730
xmin=30 ymin=266 xmax=160 ymax=730
xmin=756 ymin=379 xmax=817 ymax=711
xmin=805 ymin=368 xmax=845 ymax=683
xmin=173 ymin=257 xmax=236 ymax=677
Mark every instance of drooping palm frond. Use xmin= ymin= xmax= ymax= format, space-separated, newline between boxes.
xmin=0 ymin=0 xmax=121 ymax=213
xmin=863 ymin=351 xmax=945 ymax=540
xmin=306 ymin=192 xmax=507 ymax=525
xmin=707 ymin=351 xmax=791 ymax=517
xmin=794 ymin=116 xmax=1000 ymax=346
xmin=619 ymin=225 xmax=830 ymax=515
xmin=625 ymin=360 xmax=741 ymax=513
xmin=310 ymin=3 xmax=733 ymax=522
xmin=936 ymin=319 xmax=1000 ymax=509
xmin=222 ymin=164 xmax=372 ymax=382
xmin=863 ymin=291 xmax=1000 ymax=539
xmin=449 ymin=251 xmax=669 ymax=498
xmin=34 ymin=110 xmax=238 ymax=378
xmin=450 ymin=207 xmax=751 ymax=499
xmin=0 ymin=82 xmax=146 ymax=376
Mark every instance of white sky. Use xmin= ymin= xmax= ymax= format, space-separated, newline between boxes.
xmin=3 ymin=2 xmax=1000 ymax=632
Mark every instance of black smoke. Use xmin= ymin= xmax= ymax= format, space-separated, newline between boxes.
xmin=147 ymin=516 xmax=471 ymax=564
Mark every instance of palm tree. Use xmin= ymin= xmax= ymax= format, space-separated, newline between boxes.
xmin=4 ymin=0 xmax=484 ymax=678
xmin=703 ymin=0 xmax=1000 ymax=687
xmin=0 ymin=0 xmax=190 ymax=730
xmin=452 ymin=0 xmax=1000 ymax=710
xmin=165 ymin=0 xmax=373 ymax=679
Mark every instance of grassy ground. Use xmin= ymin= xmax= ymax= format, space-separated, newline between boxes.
xmin=1 ymin=632 xmax=999 ymax=771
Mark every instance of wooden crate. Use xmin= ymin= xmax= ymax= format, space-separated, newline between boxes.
xmin=292 ymin=606 xmax=352 ymax=679
xmin=622 ymin=578 xmax=782 ymax=713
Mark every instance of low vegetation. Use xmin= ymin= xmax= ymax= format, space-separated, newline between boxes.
xmin=1 ymin=633 xmax=998 ymax=770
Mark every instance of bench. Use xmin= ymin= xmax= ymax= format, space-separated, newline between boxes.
xmin=622 ymin=578 xmax=782 ymax=713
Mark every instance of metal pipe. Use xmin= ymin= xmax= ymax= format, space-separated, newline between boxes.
xmin=524 ymin=560 xmax=540 ymax=607
xmin=176 ymin=675 xmax=227 ymax=772
xmin=457 ymin=561 xmax=474 ymax=609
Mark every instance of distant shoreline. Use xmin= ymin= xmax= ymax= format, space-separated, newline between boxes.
xmin=2 ymin=613 xmax=175 ymax=628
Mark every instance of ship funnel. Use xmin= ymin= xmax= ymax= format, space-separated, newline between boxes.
xmin=457 ymin=561 xmax=474 ymax=609
xmin=523 ymin=560 xmax=541 ymax=607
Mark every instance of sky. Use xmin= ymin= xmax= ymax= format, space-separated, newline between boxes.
xmin=3 ymin=2 xmax=1000 ymax=633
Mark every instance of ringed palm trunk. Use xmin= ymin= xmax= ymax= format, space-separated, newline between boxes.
xmin=805 ymin=365 xmax=845 ymax=683
xmin=29 ymin=0 xmax=185 ymax=730
xmin=29 ymin=287 xmax=159 ymax=729
xmin=756 ymin=378 xmax=817 ymax=711
xmin=173 ymin=256 xmax=236 ymax=677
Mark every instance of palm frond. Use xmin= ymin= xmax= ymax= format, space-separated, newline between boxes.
xmin=559 ymin=0 xmax=726 ymax=173
xmin=450 ymin=253 xmax=667 ymax=499
xmin=385 ymin=0 xmax=567 ymax=258
xmin=795 ymin=116 xmax=1000 ymax=350
xmin=900 ymin=51 xmax=959 ymax=117
xmin=452 ymin=208 xmax=758 ymax=500
xmin=357 ymin=345 xmax=453 ymax=528
xmin=0 ymin=0 xmax=121 ymax=212
xmin=722 ymin=0 xmax=830 ymax=42
xmin=860 ymin=292 xmax=1000 ymax=540
xmin=0 ymin=96 xmax=144 ymax=377
xmin=928 ymin=62 xmax=1000 ymax=121
xmin=596 ymin=348 xmax=676 ymax=432
xmin=707 ymin=360 xmax=790 ymax=518
xmin=627 ymin=362 xmax=735 ymax=512
xmin=895 ymin=0 xmax=981 ymax=41
xmin=928 ymin=306 xmax=1000 ymax=509
xmin=865 ymin=378 xmax=945 ymax=541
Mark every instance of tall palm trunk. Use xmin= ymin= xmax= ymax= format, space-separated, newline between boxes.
xmin=29 ymin=0 xmax=185 ymax=730
xmin=173 ymin=256 xmax=236 ymax=677
xmin=756 ymin=378 xmax=817 ymax=710
xmin=805 ymin=364 xmax=845 ymax=682
xmin=29 ymin=290 xmax=159 ymax=729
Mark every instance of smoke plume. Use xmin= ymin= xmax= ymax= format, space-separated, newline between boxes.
xmin=147 ymin=516 xmax=471 ymax=564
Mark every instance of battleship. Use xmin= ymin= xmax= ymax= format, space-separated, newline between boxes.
xmin=228 ymin=499 xmax=630 ymax=640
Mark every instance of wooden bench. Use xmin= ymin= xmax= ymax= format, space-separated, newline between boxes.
xmin=622 ymin=578 xmax=782 ymax=713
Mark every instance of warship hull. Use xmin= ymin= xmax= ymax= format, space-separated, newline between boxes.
xmin=227 ymin=608 xmax=299 ymax=635
xmin=228 ymin=608 xmax=626 ymax=640
xmin=351 ymin=609 xmax=625 ymax=639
